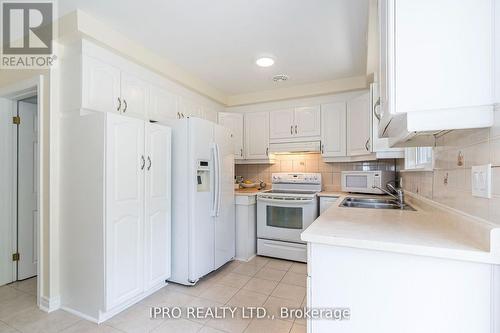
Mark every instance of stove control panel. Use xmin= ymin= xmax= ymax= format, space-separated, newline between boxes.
xmin=271 ymin=173 xmax=321 ymax=184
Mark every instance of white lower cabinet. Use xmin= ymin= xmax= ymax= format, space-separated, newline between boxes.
xmin=235 ymin=195 xmax=257 ymax=261
xmin=60 ymin=112 xmax=171 ymax=323
xmin=308 ymin=242 xmax=498 ymax=333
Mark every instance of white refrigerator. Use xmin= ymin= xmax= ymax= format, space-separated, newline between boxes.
xmin=168 ymin=117 xmax=235 ymax=285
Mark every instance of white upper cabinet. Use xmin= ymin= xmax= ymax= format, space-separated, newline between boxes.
xmin=120 ymin=72 xmax=149 ymax=119
xmin=294 ymin=106 xmax=321 ymax=137
xmin=370 ymin=83 xmax=404 ymax=157
xmin=178 ymin=97 xmax=203 ymax=119
xmin=321 ymin=102 xmax=347 ymax=157
xmin=347 ymin=93 xmax=371 ymax=156
xmin=269 ymin=109 xmax=295 ymax=139
xmin=82 ymin=55 xmax=121 ymax=114
xmin=245 ymin=112 xmax=270 ymax=160
xmin=218 ymin=112 xmax=244 ymax=159
xmin=378 ymin=0 xmax=495 ymax=144
xmin=81 ymin=55 xmax=149 ymax=118
xmin=320 ymin=102 xmax=346 ymax=157
xmin=149 ymin=85 xmax=178 ymax=122
xmin=269 ymin=106 xmax=320 ymax=141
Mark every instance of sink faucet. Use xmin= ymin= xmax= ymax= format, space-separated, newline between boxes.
xmin=372 ymin=183 xmax=405 ymax=209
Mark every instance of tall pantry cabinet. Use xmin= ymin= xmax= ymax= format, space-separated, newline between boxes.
xmin=59 ymin=40 xmax=172 ymax=323
xmin=59 ymin=112 xmax=171 ymax=322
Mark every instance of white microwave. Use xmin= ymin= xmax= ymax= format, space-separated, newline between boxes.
xmin=341 ymin=171 xmax=395 ymax=194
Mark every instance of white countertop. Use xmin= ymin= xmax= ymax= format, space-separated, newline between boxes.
xmin=301 ymin=192 xmax=500 ymax=264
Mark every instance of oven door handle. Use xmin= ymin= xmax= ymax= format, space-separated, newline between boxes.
xmin=258 ymin=197 xmax=315 ymax=204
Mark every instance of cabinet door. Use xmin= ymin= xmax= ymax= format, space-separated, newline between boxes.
xmin=105 ymin=113 xmax=145 ymax=309
xmin=82 ymin=56 xmax=121 ymax=113
xmin=295 ymin=106 xmax=320 ymax=138
xmin=269 ymin=109 xmax=294 ymax=140
xmin=320 ymin=102 xmax=346 ymax=157
xmin=178 ymin=97 xmax=202 ymax=118
xmin=347 ymin=93 xmax=372 ymax=156
xmin=218 ymin=112 xmax=244 ymax=159
xmin=144 ymin=123 xmax=172 ymax=290
xmin=121 ymin=72 xmax=149 ymax=119
xmin=149 ymin=85 xmax=178 ymax=122
xmin=245 ymin=112 xmax=270 ymax=159
xmin=204 ymin=108 xmax=218 ymax=123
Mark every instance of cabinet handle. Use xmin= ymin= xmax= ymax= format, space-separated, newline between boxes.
xmin=123 ymin=99 xmax=128 ymax=113
xmin=147 ymin=156 xmax=152 ymax=170
xmin=140 ymin=155 xmax=145 ymax=170
xmin=266 ymin=147 xmax=269 ymax=156
xmin=321 ymin=143 xmax=324 ymax=154
xmin=177 ymin=112 xmax=180 ymax=119
xmin=117 ymin=97 xmax=122 ymax=112
xmin=373 ymin=97 xmax=381 ymax=121
xmin=240 ymin=148 xmax=243 ymax=157
xmin=295 ymin=125 xmax=298 ymax=134
xmin=290 ymin=125 xmax=293 ymax=135
xmin=365 ymin=138 xmax=370 ymax=151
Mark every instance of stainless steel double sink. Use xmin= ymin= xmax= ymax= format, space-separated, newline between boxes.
xmin=340 ymin=197 xmax=416 ymax=211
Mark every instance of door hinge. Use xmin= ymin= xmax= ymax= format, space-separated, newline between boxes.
xmin=12 ymin=116 xmax=20 ymax=125
xmin=12 ymin=253 xmax=20 ymax=261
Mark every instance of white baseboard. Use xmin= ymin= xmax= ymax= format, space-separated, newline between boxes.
xmin=39 ymin=295 xmax=61 ymax=313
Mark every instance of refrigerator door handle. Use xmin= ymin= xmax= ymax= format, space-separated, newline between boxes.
xmin=211 ymin=144 xmax=219 ymax=217
xmin=216 ymin=143 xmax=222 ymax=217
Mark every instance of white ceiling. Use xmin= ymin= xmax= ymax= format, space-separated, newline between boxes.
xmin=58 ymin=0 xmax=369 ymax=95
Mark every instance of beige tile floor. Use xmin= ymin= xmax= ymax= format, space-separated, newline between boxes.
xmin=0 ymin=257 xmax=307 ymax=333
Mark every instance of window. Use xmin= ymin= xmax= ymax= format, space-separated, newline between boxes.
xmin=404 ymin=147 xmax=433 ymax=171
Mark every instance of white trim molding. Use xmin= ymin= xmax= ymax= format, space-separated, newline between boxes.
xmin=39 ymin=296 xmax=61 ymax=313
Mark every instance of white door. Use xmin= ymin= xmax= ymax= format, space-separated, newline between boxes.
xmin=294 ymin=106 xmax=321 ymax=138
xmin=218 ymin=112 xmax=244 ymax=159
xmin=82 ymin=55 xmax=121 ymax=114
xmin=245 ymin=112 xmax=270 ymax=159
xmin=321 ymin=102 xmax=346 ymax=157
xmin=149 ymin=85 xmax=178 ymax=122
xmin=144 ymin=123 xmax=171 ymax=289
xmin=121 ymin=72 xmax=149 ymax=119
xmin=214 ymin=125 xmax=235 ymax=269
xmin=347 ymin=93 xmax=372 ymax=156
xmin=17 ymin=101 xmax=38 ymax=280
xmin=105 ymin=113 xmax=145 ymax=309
xmin=269 ymin=109 xmax=294 ymax=140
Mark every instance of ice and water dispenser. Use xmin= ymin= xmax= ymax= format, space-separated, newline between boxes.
xmin=196 ymin=160 xmax=210 ymax=192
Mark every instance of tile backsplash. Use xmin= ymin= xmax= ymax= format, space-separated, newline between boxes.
xmin=400 ymin=108 xmax=500 ymax=225
xmin=235 ymin=154 xmax=396 ymax=192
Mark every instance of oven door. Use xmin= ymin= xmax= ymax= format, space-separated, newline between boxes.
xmin=257 ymin=196 xmax=318 ymax=243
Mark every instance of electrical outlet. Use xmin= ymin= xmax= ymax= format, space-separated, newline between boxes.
xmin=471 ymin=164 xmax=491 ymax=198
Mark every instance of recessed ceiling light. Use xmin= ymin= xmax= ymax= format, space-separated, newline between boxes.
xmin=273 ymin=74 xmax=289 ymax=82
xmin=256 ymin=57 xmax=275 ymax=67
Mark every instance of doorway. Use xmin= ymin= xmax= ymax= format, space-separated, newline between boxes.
xmin=0 ymin=92 xmax=39 ymax=292
xmin=15 ymin=97 xmax=39 ymax=281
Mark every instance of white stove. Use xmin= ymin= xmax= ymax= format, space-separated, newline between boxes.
xmin=256 ymin=173 xmax=321 ymax=262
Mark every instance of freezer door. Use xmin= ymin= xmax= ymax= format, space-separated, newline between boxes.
xmin=214 ymin=124 xmax=236 ymax=269
xmin=188 ymin=118 xmax=215 ymax=282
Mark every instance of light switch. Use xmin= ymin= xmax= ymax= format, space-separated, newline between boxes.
xmin=471 ymin=164 xmax=491 ymax=198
